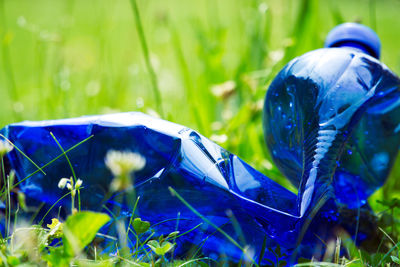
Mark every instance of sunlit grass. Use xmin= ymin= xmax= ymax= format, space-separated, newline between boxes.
xmin=1 ymin=0 xmax=400 ymax=265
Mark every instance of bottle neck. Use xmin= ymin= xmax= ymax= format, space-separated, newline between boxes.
xmin=333 ymin=41 xmax=378 ymax=58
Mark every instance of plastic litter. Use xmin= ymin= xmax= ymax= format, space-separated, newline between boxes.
xmin=1 ymin=23 xmax=399 ymax=264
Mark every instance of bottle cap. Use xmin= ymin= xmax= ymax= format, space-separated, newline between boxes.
xmin=324 ymin=22 xmax=381 ymax=59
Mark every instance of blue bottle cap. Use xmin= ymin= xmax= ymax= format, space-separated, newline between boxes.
xmin=324 ymin=22 xmax=381 ymax=59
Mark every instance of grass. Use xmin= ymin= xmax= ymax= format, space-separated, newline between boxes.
xmin=0 ymin=0 xmax=400 ymax=265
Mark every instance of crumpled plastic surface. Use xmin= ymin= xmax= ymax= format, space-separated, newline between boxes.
xmin=264 ymin=48 xmax=400 ymax=210
xmin=1 ymin=48 xmax=400 ymax=264
xmin=1 ymin=112 xmax=302 ymax=263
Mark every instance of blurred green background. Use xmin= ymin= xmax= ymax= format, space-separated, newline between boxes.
xmin=1 ymin=0 xmax=400 ymax=195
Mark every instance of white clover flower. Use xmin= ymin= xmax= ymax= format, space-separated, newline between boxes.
xmin=105 ymin=150 xmax=146 ymax=192
xmin=58 ymin=178 xmax=70 ymax=189
xmin=0 ymin=140 xmax=13 ymax=157
xmin=105 ymin=150 xmax=146 ymax=177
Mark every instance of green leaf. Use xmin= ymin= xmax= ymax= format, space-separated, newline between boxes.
xmin=63 ymin=211 xmax=110 ymax=256
xmin=158 ymin=234 xmax=164 ymax=244
xmin=392 ymin=256 xmax=400 ymax=264
xmin=147 ymin=240 xmax=175 ymax=256
xmin=147 ymin=239 xmax=160 ymax=248
xmin=132 ymin=218 xmax=150 ymax=235
xmin=44 ymin=247 xmax=71 ymax=267
xmin=167 ymin=231 xmax=179 ymax=239
xmin=75 ymin=259 xmax=115 ymax=267
xmin=7 ymin=255 xmax=20 ymax=266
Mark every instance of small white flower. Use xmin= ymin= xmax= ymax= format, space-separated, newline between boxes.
xmin=211 ymin=80 xmax=236 ymax=99
xmin=66 ymin=183 xmax=73 ymax=191
xmin=0 ymin=140 xmax=13 ymax=157
xmin=58 ymin=178 xmax=70 ymax=189
xmin=75 ymin=179 xmax=83 ymax=189
xmin=57 ymin=176 xmax=82 ymax=214
xmin=105 ymin=150 xmax=146 ymax=177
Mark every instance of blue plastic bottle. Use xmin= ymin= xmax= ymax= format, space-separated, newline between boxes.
xmin=1 ymin=23 xmax=399 ymax=264
xmin=263 ymin=22 xmax=400 ymax=212
xmin=1 ymin=112 xmax=301 ymax=264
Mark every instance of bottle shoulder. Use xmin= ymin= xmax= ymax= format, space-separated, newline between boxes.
xmin=269 ymin=48 xmax=400 ymax=104
xmin=280 ymin=48 xmax=399 ymax=84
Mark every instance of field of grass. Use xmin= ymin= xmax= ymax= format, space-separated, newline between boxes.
xmin=1 ymin=0 xmax=400 ymax=265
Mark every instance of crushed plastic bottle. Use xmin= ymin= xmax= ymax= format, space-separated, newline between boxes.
xmin=0 ymin=23 xmax=399 ymax=264
xmin=1 ymin=112 xmax=302 ymax=264
xmin=263 ymin=23 xmax=400 ymax=211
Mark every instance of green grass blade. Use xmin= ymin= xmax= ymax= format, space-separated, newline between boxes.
xmin=2 ymin=135 xmax=94 ymax=196
xmin=129 ymin=0 xmax=164 ymax=117
xmin=38 ymin=191 xmax=72 ymax=226
xmin=0 ymin=134 xmax=46 ymax=175
xmin=126 ymin=196 xmax=140 ymax=244
xmin=168 ymin=186 xmax=258 ymax=266
xmin=49 ymin=132 xmax=81 ymax=211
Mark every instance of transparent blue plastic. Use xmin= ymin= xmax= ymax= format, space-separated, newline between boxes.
xmin=263 ymin=48 xmax=400 ymax=210
xmin=1 ymin=31 xmax=400 ymax=265
xmin=324 ymin=22 xmax=381 ymax=59
xmin=1 ymin=113 xmax=303 ymax=264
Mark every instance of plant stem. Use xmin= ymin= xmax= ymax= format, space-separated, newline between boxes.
xmin=3 ymin=135 xmax=93 ymax=195
xmin=168 ymin=187 xmax=258 ymax=266
xmin=171 ymin=26 xmax=204 ymax=133
xmin=39 ymin=192 xmax=71 ymax=225
xmin=135 ymin=235 xmax=139 ymax=260
xmin=6 ymin=174 xmax=11 ymax=238
xmin=50 ymin=132 xmax=81 ymax=212
xmin=71 ymin=190 xmax=75 ymax=214
xmin=1 ymin=157 xmax=7 ymax=237
xmin=129 ymin=0 xmax=164 ymax=117
xmin=0 ymin=0 xmax=20 ymax=121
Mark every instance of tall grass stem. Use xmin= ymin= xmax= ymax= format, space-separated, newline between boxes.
xmin=50 ymin=132 xmax=81 ymax=212
xmin=129 ymin=0 xmax=164 ymax=117
xmin=1 ymin=157 xmax=8 ymax=237
xmin=0 ymin=0 xmax=20 ymax=121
